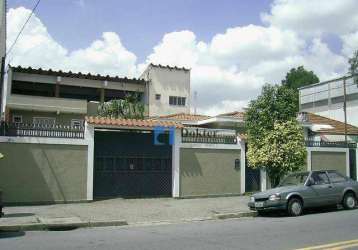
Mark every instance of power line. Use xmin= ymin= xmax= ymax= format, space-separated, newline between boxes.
xmin=5 ymin=0 xmax=41 ymax=59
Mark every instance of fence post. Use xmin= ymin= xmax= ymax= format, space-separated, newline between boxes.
xmin=240 ymin=138 xmax=245 ymax=194
xmin=85 ymin=122 xmax=94 ymax=201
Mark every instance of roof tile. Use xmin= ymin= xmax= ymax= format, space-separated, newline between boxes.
xmin=306 ymin=112 xmax=358 ymax=135
xmin=159 ymin=113 xmax=210 ymax=121
xmin=86 ymin=116 xmax=183 ymax=129
xmin=11 ymin=66 xmax=147 ymax=84
xmin=218 ymin=111 xmax=245 ymax=119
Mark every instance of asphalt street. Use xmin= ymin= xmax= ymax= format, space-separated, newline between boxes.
xmin=1 ymin=208 xmax=358 ymax=250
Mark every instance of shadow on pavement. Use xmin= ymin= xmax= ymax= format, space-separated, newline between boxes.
xmin=0 ymin=231 xmax=26 ymax=239
xmin=257 ymin=206 xmax=355 ymax=218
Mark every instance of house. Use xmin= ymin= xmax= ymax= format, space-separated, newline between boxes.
xmin=2 ymin=64 xmax=191 ymax=127
xmin=297 ymin=111 xmax=358 ymax=180
xmin=0 ymin=64 xmax=247 ymax=204
xmin=299 ymin=74 xmax=358 ymax=126
xmin=3 ymin=65 xmax=147 ymax=128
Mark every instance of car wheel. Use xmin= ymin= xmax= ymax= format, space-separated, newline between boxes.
xmin=342 ymin=192 xmax=356 ymax=210
xmin=287 ymin=198 xmax=303 ymax=216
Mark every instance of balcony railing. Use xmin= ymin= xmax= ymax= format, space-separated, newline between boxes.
xmin=0 ymin=122 xmax=84 ymax=139
xmin=305 ymin=140 xmax=357 ymax=148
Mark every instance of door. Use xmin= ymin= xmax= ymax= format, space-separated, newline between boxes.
xmin=327 ymin=171 xmax=348 ymax=203
xmin=308 ymin=171 xmax=335 ymax=206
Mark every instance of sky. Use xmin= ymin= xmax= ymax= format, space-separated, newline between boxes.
xmin=4 ymin=0 xmax=358 ymax=115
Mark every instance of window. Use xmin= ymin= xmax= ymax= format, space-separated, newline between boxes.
xmin=310 ymin=172 xmax=330 ymax=185
xmin=181 ymin=97 xmax=186 ymax=106
xmin=169 ymin=96 xmax=186 ymax=106
xmin=33 ymin=117 xmax=56 ymax=126
xmin=71 ymin=119 xmax=84 ymax=128
xmin=327 ymin=171 xmax=346 ymax=183
xmin=12 ymin=115 xmax=23 ymax=124
xmin=155 ymin=94 xmax=161 ymax=100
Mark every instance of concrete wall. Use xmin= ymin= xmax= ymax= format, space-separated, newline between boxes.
xmin=7 ymin=94 xmax=88 ymax=115
xmin=9 ymin=110 xmax=84 ymax=126
xmin=311 ymin=151 xmax=347 ymax=175
xmin=0 ymin=142 xmax=88 ymax=204
xmin=12 ymin=72 xmax=146 ymax=92
xmin=179 ymin=148 xmax=241 ymax=197
xmin=141 ymin=66 xmax=190 ymax=116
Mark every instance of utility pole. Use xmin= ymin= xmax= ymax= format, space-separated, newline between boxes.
xmin=343 ymin=76 xmax=348 ymax=145
xmin=0 ymin=0 xmax=6 ymax=117
xmin=0 ymin=56 xmax=4 ymax=112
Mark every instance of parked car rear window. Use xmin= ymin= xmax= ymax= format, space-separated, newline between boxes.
xmin=327 ymin=171 xmax=346 ymax=183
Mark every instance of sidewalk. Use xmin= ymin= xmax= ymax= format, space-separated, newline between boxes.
xmin=0 ymin=196 xmax=254 ymax=231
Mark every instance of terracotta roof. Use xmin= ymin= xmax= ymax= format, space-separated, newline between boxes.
xmin=159 ymin=113 xmax=210 ymax=121
xmin=218 ymin=111 xmax=245 ymax=119
xmin=306 ymin=112 xmax=358 ymax=135
xmin=86 ymin=116 xmax=183 ymax=129
xmin=11 ymin=66 xmax=147 ymax=84
xmin=149 ymin=63 xmax=190 ymax=72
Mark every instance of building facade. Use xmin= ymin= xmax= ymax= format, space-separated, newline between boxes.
xmin=299 ymin=75 xmax=358 ymax=126
xmin=140 ymin=64 xmax=190 ymax=117
xmin=0 ymin=63 xmax=248 ymax=204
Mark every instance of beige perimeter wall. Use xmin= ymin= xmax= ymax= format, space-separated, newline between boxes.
xmin=180 ymin=148 xmax=241 ymax=197
xmin=0 ymin=142 xmax=88 ymax=204
xmin=311 ymin=151 xmax=347 ymax=175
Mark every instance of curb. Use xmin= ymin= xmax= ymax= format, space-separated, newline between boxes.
xmin=213 ymin=211 xmax=257 ymax=219
xmin=0 ymin=212 xmax=256 ymax=232
xmin=0 ymin=219 xmax=128 ymax=232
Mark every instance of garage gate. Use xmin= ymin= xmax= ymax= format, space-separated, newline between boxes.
xmin=94 ymin=130 xmax=172 ymax=198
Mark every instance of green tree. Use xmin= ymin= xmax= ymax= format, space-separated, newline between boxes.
xmin=245 ymin=84 xmax=299 ymax=142
xmin=282 ymin=66 xmax=319 ymax=91
xmin=98 ymin=93 xmax=145 ymax=119
xmin=246 ymin=84 xmax=306 ymax=186
xmin=247 ymin=120 xmax=306 ymax=187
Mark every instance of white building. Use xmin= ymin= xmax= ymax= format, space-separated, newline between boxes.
xmin=299 ymin=75 xmax=358 ymax=126
xmin=140 ymin=63 xmax=190 ymax=117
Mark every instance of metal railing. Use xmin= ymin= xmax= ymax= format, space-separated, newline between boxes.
xmin=181 ymin=127 xmax=237 ymax=144
xmin=305 ymin=140 xmax=357 ymax=148
xmin=0 ymin=122 xmax=84 ymax=139
xmin=182 ymin=136 xmax=237 ymax=144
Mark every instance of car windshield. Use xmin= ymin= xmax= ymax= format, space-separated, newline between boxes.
xmin=279 ymin=173 xmax=309 ymax=187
